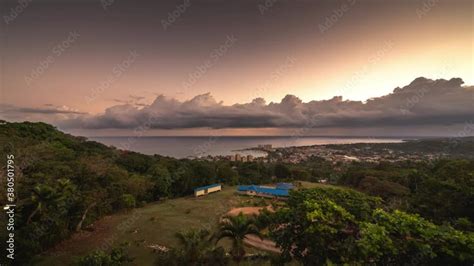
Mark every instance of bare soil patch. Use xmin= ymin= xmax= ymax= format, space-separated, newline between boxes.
xmin=226 ymin=205 xmax=274 ymax=216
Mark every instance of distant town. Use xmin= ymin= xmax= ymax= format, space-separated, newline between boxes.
xmin=195 ymin=137 xmax=474 ymax=164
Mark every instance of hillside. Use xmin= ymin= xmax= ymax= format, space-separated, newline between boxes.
xmin=0 ymin=121 xmax=279 ymax=264
xmin=1 ymin=121 xmax=474 ymax=265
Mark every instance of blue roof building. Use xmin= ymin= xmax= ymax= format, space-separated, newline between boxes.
xmin=276 ymin=182 xmax=294 ymax=190
xmin=237 ymin=185 xmax=290 ymax=197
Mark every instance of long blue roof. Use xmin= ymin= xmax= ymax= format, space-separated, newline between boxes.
xmin=194 ymin=183 xmax=221 ymax=192
xmin=237 ymin=185 xmax=289 ymax=196
xmin=276 ymin=183 xmax=294 ymax=190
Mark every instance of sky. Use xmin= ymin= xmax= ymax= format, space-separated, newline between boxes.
xmin=0 ymin=0 xmax=473 ymax=136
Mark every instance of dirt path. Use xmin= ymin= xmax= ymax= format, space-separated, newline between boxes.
xmin=226 ymin=205 xmax=274 ymax=216
xmin=244 ymin=234 xmax=281 ymax=253
xmin=44 ymin=214 xmax=123 ymax=257
xmin=227 ymin=206 xmax=280 ymax=253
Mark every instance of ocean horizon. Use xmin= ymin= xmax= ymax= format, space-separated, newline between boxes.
xmin=90 ymin=136 xmax=410 ymax=158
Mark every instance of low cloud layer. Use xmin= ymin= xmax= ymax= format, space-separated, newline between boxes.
xmin=0 ymin=104 xmax=85 ymax=124
xmin=5 ymin=77 xmax=474 ymax=130
xmin=58 ymin=77 xmax=474 ymax=130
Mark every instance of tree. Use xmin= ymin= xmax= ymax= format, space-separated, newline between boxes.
xmin=271 ymin=197 xmax=359 ymax=264
xmin=175 ymin=229 xmax=212 ymax=263
xmin=216 ymin=163 xmax=239 ymax=185
xmin=358 ymin=176 xmax=409 ymax=200
xmin=25 ymin=184 xmax=60 ymax=224
xmin=358 ymin=209 xmax=474 ymax=265
xmin=192 ymin=161 xmax=217 ymax=185
xmin=155 ymin=229 xmax=228 ymax=266
xmin=214 ymin=213 xmax=261 ymax=262
xmin=270 ymin=187 xmax=474 ymax=265
xmin=148 ymin=164 xmax=172 ymax=199
xmin=274 ymin=163 xmax=291 ymax=179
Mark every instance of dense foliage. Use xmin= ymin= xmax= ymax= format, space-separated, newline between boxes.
xmin=155 ymin=214 xmax=264 ymax=266
xmin=154 ymin=229 xmax=228 ymax=266
xmin=270 ymin=187 xmax=474 ymax=265
xmin=338 ymin=160 xmax=474 ymax=225
xmin=77 ymin=245 xmax=133 ymax=266
xmin=0 ymin=122 xmax=277 ymax=263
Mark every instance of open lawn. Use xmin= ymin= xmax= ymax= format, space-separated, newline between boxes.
xmin=297 ymin=180 xmax=340 ymax=189
xmin=37 ymin=186 xmax=274 ymax=265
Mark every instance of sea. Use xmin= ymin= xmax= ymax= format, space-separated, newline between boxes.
xmin=90 ymin=136 xmax=405 ymax=159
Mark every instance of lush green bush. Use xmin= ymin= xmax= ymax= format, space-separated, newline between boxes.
xmin=270 ymin=187 xmax=474 ymax=265
xmin=77 ymin=246 xmax=133 ymax=266
xmin=119 ymin=194 xmax=136 ymax=209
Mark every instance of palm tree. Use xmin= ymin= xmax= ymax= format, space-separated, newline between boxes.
xmin=26 ymin=184 xmax=57 ymax=224
xmin=155 ymin=228 xmax=228 ymax=266
xmin=175 ymin=229 xmax=212 ymax=263
xmin=214 ymin=213 xmax=261 ymax=262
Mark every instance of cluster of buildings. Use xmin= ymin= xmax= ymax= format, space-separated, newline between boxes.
xmin=257 ymin=144 xmax=273 ymax=150
xmin=228 ymin=154 xmax=255 ymax=162
xmin=198 ymin=153 xmax=276 ymax=163
xmin=272 ymin=145 xmax=442 ymax=164
xmin=194 ymin=182 xmax=295 ymax=199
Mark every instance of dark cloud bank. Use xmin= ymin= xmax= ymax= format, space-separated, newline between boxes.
xmin=57 ymin=77 xmax=473 ymax=130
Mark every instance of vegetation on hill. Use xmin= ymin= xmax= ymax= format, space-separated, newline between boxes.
xmin=0 ymin=122 xmax=274 ymax=264
xmin=337 ymin=160 xmax=474 ymax=225
xmin=269 ymin=188 xmax=474 ymax=265
xmin=1 ymin=121 xmax=473 ymax=265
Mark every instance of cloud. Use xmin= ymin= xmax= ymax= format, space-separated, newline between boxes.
xmin=1 ymin=105 xmax=85 ymax=115
xmin=0 ymin=104 xmax=85 ymax=124
xmin=14 ymin=77 xmax=474 ymax=130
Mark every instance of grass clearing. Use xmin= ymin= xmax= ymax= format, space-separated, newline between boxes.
xmin=38 ymin=186 xmax=269 ymax=265
xmin=298 ymin=180 xmax=340 ymax=189
xmin=38 ymin=182 xmax=329 ymax=265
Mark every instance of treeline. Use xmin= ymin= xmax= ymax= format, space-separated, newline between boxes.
xmin=270 ymin=156 xmax=474 ymax=229
xmin=337 ymin=160 xmax=474 ymax=228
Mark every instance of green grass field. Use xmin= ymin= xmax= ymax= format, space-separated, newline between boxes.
xmin=297 ymin=180 xmax=339 ymax=189
xmin=37 ymin=186 xmax=273 ymax=265
xmin=37 ymin=183 xmax=334 ymax=265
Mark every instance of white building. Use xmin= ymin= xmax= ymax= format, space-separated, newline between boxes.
xmin=194 ymin=184 xmax=222 ymax=197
